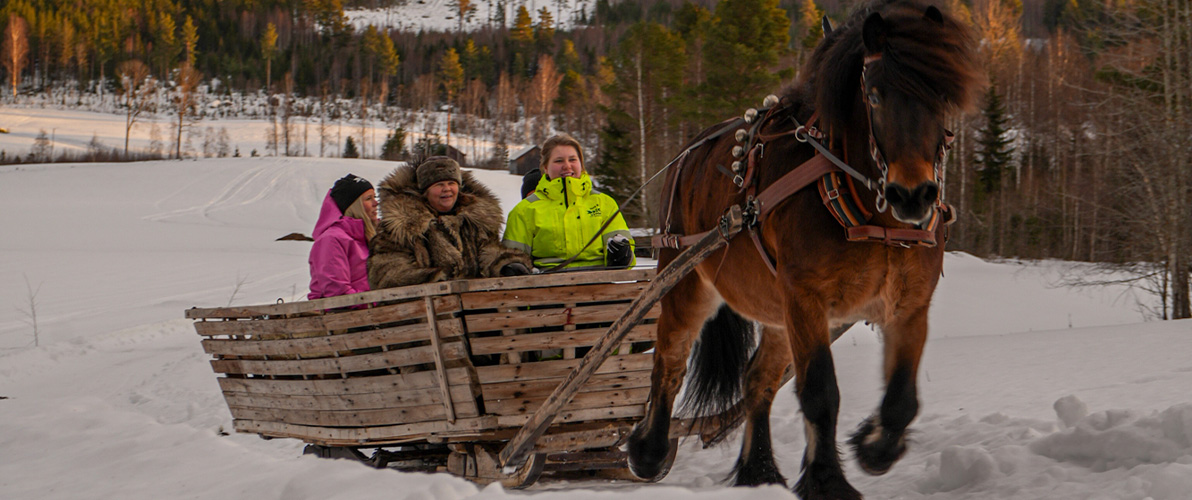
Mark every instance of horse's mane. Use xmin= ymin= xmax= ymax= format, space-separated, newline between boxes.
xmin=784 ymin=0 xmax=984 ymax=139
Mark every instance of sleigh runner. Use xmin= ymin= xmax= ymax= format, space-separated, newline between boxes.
xmin=186 ymin=268 xmax=703 ymax=487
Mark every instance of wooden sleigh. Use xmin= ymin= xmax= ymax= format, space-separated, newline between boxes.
xmin=186 ymin=268 xmax=714 ymax=488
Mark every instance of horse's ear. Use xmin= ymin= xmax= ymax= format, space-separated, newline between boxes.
xmin=862 ymin=13 xmax=887 ymax=54
xmin=924 ymin=6 xmax=944 ymax=24
xmin=822 ymin=15 xmax=833 ymax=37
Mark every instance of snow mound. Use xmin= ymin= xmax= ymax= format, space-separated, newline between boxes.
xmin=1031 ymin=398 xmax=1192 ymax=470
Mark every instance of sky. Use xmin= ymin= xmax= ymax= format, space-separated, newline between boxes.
xmin=1 ymin=108 xmax=1191 ymax=500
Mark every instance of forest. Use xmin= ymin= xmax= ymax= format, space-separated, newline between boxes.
xmin=1 ymin=0 xmax=1190 ymax=318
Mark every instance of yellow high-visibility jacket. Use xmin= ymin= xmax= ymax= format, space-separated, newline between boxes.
xmin=502 ymin=172 xmax=635 ymax=269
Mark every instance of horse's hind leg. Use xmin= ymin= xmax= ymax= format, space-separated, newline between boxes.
xmin=849 ymin=304 xmax=929 ymax=476
xmin=731 ymin=323 xmax=792 ymax=487
xmin=786 ymin=301 xmax=862 ymax=500
xmin=627 ymin=271 xmax=719 ymax=481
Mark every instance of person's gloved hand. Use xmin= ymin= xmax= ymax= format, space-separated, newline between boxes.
xmin=606 ymin=235 xmax=632 ymax=267
xmin=500 ymin=262 xmax=531 ymax=276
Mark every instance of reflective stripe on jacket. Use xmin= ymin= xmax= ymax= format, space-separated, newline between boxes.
xmin=502 ymin=171 xmax=635 ymax=269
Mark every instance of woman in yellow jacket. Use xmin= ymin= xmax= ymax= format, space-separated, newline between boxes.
xmin=503 ymin=134 xmax=635 ymax=270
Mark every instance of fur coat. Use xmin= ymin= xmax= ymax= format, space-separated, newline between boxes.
xmin=368 ymin=166 xmax=530 ymax=289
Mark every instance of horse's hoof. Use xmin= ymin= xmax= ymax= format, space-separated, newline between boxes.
xmin=732 ymin=463 xmax=787 ymax=487
xmin=848 ymin=416 xmax=907 ymax=476
xmin=793 ymin=462 xmax=862 ymax=500
xmin=627 ymin=435 xmax=678 ymax=482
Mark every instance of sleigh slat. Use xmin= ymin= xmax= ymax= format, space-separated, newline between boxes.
xmin=465 ymin=303 xmax=661 ymax=332
xmin=210 ymin=342 xmax=468 ymax=376
xmin=467 ymin=325 xmax=655 ymax=355
xmin=216 ymin=367 xmax=474 ymax=397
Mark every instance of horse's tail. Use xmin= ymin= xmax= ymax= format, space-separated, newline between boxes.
xmin=677 ymin=303 xmax=757 ymax=445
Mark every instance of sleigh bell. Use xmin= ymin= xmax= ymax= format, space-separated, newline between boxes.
xmin=763 ymin=94 xmax=779 ymax=108
xmin=732 ymin=145 xmax=746 ymax=158
xmin=735 ymin=129 xmax=748 ymax=142
xmin=743 ymin=108 xmax=758 ymax=123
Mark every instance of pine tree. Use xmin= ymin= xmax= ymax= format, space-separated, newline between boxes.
xmin=380 ymin=127 xmax=406 ymax=160
xmin=262 ymin=22 xmax=278 ymax=92
xmin=974 ymin=84 xmax=1015 ymax=201
xmin=182 ymin=15 xmax=198 ymax=65
xmin=700 ymin=0 xmax=790 ymax=121
xmin=343 ymin=136 xmax=360 ymax=158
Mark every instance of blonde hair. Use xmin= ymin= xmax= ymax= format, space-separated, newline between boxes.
xmin=342 ymin=194 xmax=377 ymax=241
xmin=539 ymin=134 xmax=585 ymax=177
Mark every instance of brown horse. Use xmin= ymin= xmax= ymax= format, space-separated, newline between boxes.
xmin=626 ymin=1 xmax=983 ymax=498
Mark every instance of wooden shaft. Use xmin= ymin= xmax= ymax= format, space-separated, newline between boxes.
xmin=425 ymin=296 xmax=457 ymax=423
xmin=498 ymin=208 xmax=742 ymax=469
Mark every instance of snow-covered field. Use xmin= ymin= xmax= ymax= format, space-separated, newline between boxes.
xmin=345 ymin=0 xmax=591 ymax=34
xmin=2 ymin=152 xmax=1191 ymax=498
xmin=0 ymin=99 xmax=517 ymax=164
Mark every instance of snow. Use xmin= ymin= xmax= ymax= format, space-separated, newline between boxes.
xmin=345 ymin=0 xmax=590 ymax=34
xmin=3 ymin=110 xmax=1192 ymax=499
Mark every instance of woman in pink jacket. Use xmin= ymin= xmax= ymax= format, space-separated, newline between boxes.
xmin=308 ymin=174 xmax=377 ymax=299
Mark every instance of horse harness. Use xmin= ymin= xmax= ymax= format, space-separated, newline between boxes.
xmin=651 ymin=54 xmax=956 ymax=275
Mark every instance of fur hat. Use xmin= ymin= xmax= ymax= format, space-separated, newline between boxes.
xmin=520 ymin=168 xmax=542 ymax=199
xmin=416 ymin=156 xmax=463 ymax=192
xmin=329 ymin=174 xmax=374 ymax=214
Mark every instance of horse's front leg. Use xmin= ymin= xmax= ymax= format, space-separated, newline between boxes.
xmin=731 ymin=323 xmax=792 ymax=487
xmin=849 ymin=303 xmax=929 ymax=475
xmin=787 ymin=299 xmax=863 ymax=500
xmin=627 ymin=272 xmax=718 ymax=481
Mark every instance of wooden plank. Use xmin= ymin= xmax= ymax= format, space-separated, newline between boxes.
xmin=460 ymin=282 xmax=649 ymax=310
xmin=323 ymin=295 xmax=460 ymax=331
xmin=193 ymin=296 xmax=460 ymax=337
xmin=201 ymin=319 xmax=464 ymax=357
xmin=530 ymin=425 xmax=631 ymax=454
xmin=468 ymin=325 xmax=655 ymax=355
xmin=475 ymin=353 xmax=653 ymax=384
xmin=210 ymin=342 xmax=468 ymax=376
xmin=222 ymin=382 xmax=476 ymax=411
xmin=186 ymin=281 xmax=458 ymax=319
xmin=494 ymin=405 xmax=645 ymax=428
xmin=216 ymin=367 xmax=473 ymax=396
xmin=465 ymin=302 xmax=661 ymax=332
xmin=424 ymin=296 xmax=457 ymax=423
xmin=194 ymin=315 xmax=327 ymax=337
xmin=232 ymin=415 xmax=500 ymax=444
xmin=481 ymin=371 xmax=651 ymax=401
xmin=186 ymin=269 xmax=654 ymax=320
xmin=484 ymin=387 xmax=651 ymax=416
xmin=453 ymin=268 xmax=655 ymax=295
xmin=229 ymin=400 xmax=476 ymax=427
xmin=498 ymin=211 xmax=741 ymax=469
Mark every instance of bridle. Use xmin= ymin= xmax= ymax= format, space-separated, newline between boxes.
xmin=860 ymin=52 xmax=955 ymax=215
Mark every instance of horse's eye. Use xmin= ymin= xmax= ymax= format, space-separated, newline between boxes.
xmin=867 ymin=89 xmax=881 ymax=106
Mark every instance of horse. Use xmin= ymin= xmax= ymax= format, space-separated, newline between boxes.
xmin=625 ymin=1 xmax=984 ymax=498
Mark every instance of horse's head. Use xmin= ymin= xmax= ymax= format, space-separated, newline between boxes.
xmin=810 ymin=1 xmax=983 ymax=225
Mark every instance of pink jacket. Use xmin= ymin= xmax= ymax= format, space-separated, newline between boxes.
xmin=307 ymin=192 xmax=370 ymax=300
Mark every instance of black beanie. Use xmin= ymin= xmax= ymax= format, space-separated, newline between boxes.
xmin=416 ymin=156 xmax=463 ymax=192
xmin=520 ymin=168 xmax=542 ymax=199
xmin=329 ymin=174 xmax=374 ymax=214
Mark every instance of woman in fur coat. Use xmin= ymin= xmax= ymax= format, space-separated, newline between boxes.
xmin=368 ymin=156 xmax=532 ymax=289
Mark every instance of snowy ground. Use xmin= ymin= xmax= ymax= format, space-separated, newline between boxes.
xmin=345 ymin=0 xmax=591 ymax=34
xmin=2 ymin=155 xmax=1191 ymax=499
xmin=0 ymin=99 xmax=519 ymax=164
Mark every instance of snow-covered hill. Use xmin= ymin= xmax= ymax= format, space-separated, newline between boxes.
xmin=2 ymin=155 xmax=1190 ymax=500
xmin=345 ymin=0 xmax=591 ymax=34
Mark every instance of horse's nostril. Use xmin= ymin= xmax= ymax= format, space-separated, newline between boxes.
xmin=917 ymin=182 xmax=939 ymax=205
xmin=884 ymin=184 xmax=910 ymax=206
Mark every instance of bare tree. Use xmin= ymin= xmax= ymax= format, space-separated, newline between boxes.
xmin=525 ymin=55 xmax=562 ymax=144
xmin=2 ymin=14 xmax=30 ymax=98
xmin=117 ymin=60 xmax=155 ymax=156
xmin=16 ymin=274 xmax=42 ymax=347
xmin=173 ymin=63 xmax=202 ymax=159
